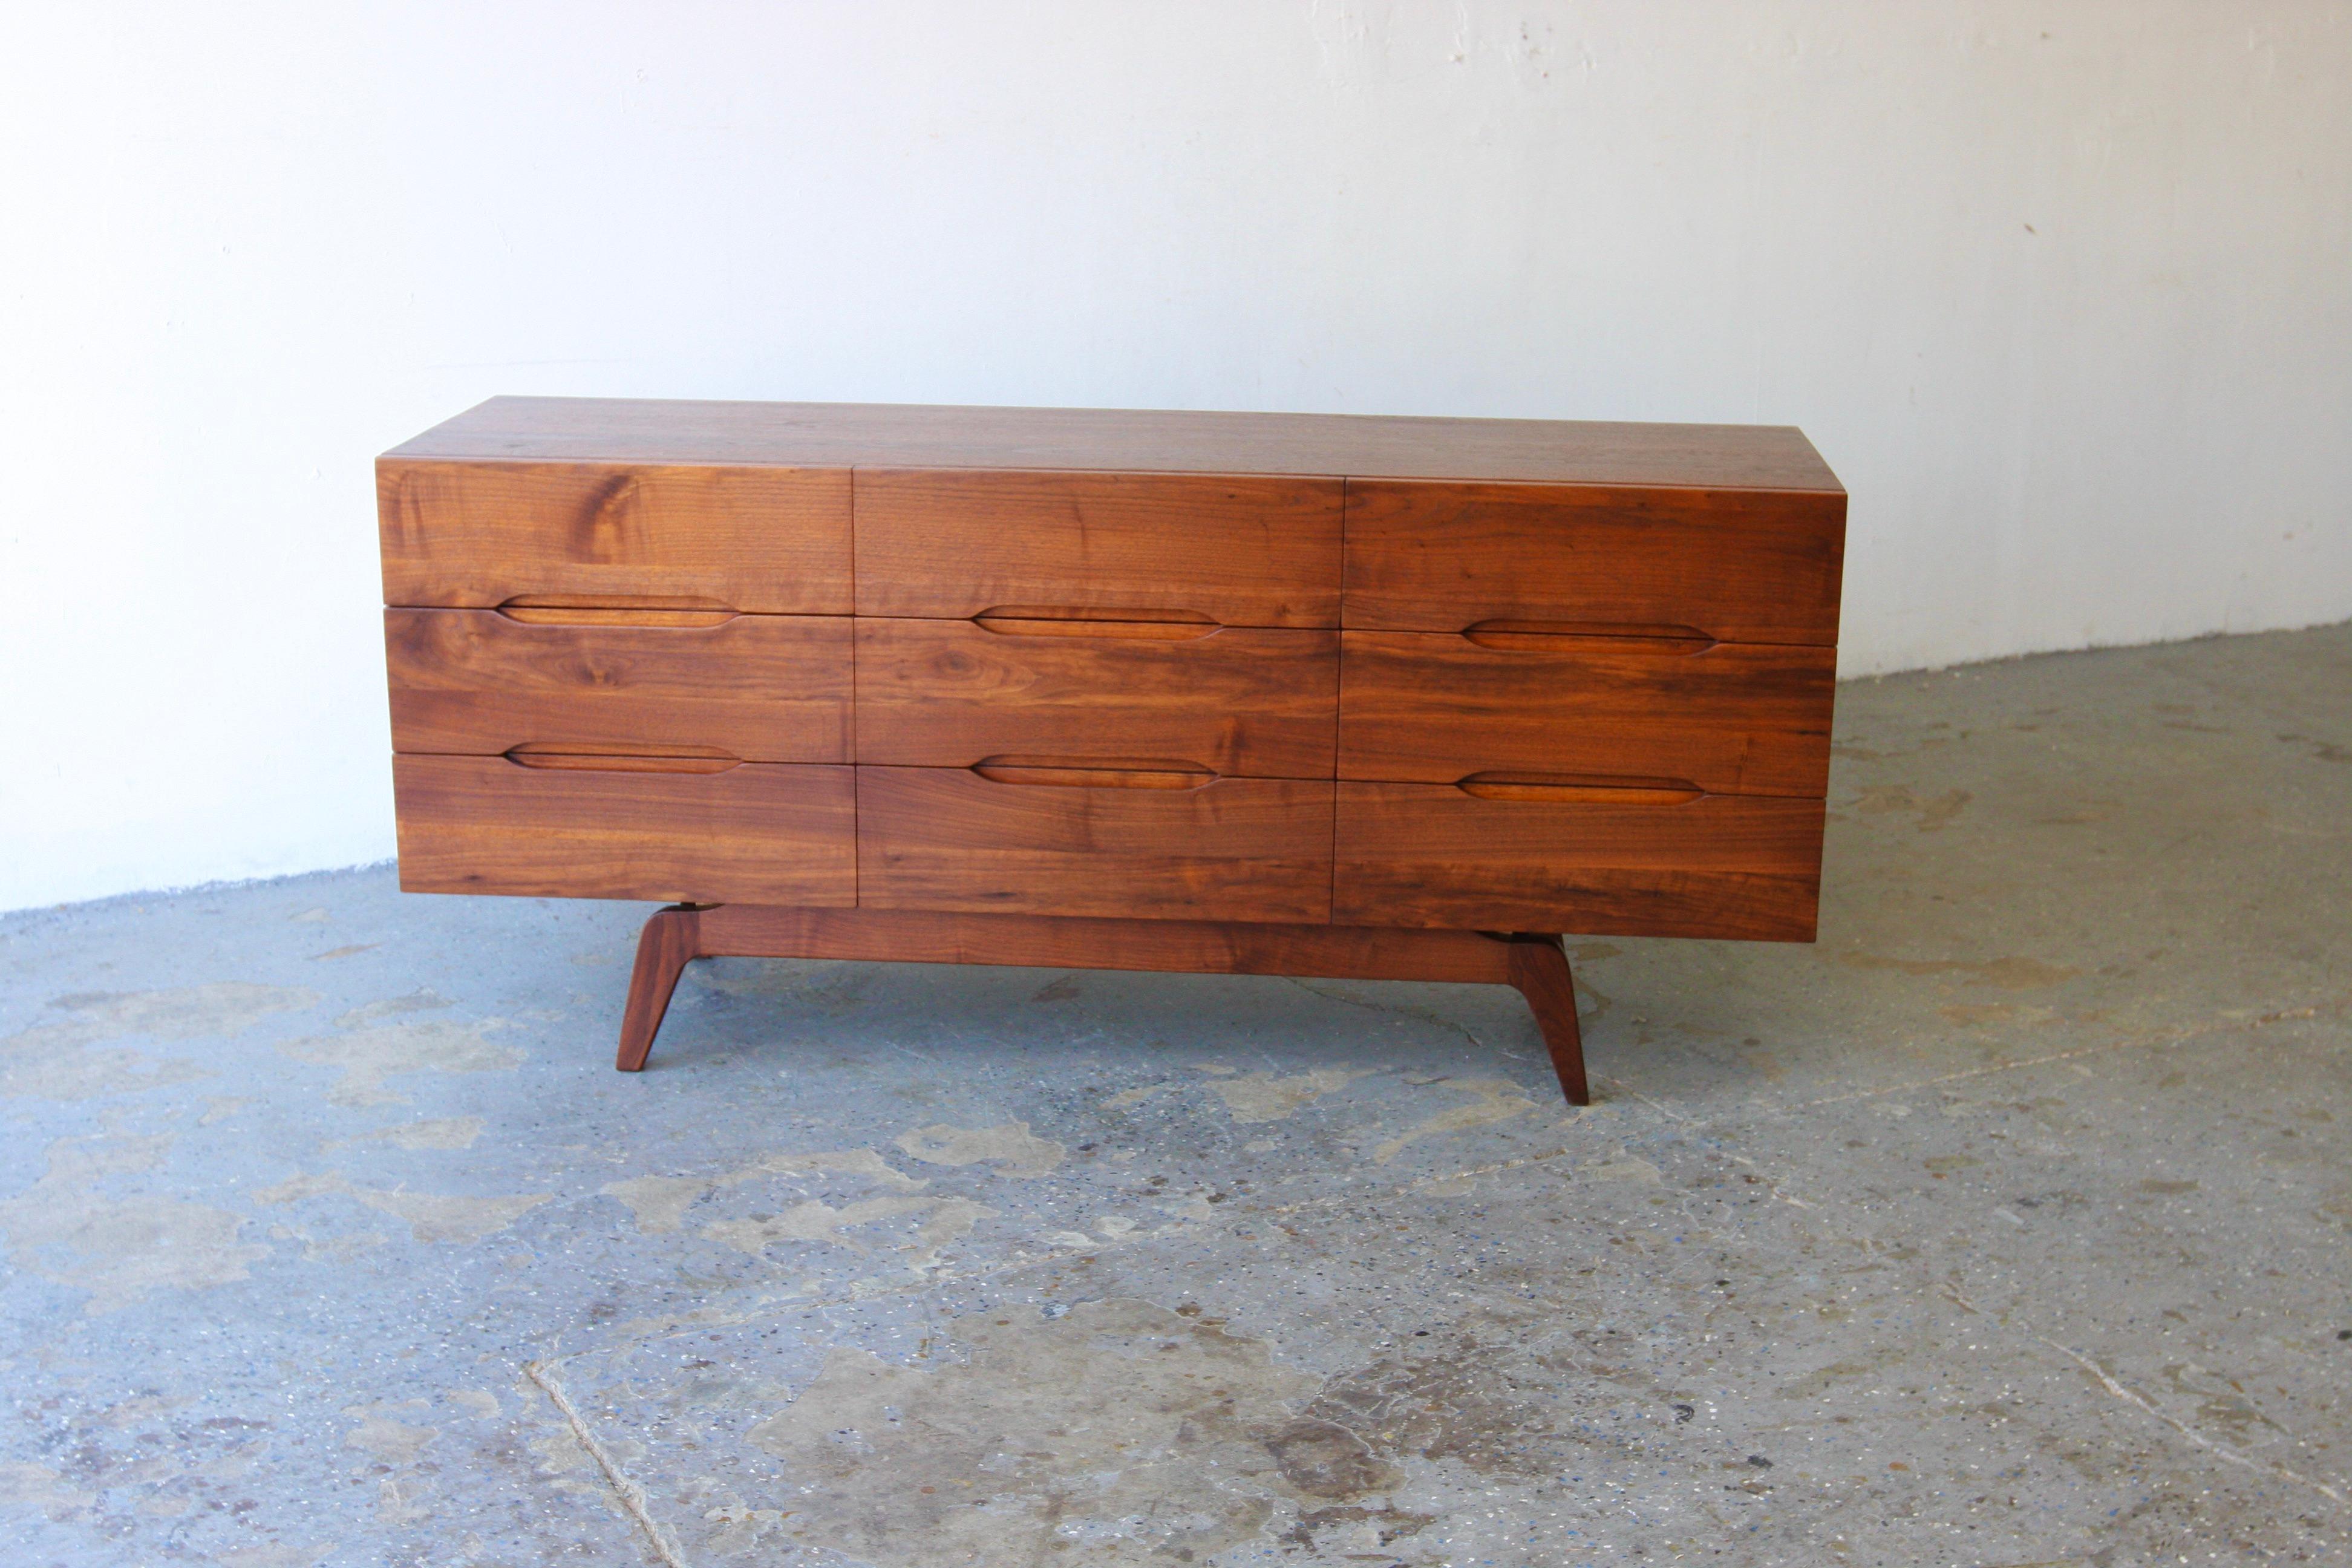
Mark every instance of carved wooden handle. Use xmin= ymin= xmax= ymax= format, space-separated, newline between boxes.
xmin=498 ymin=596 xmax=737 ymax=629
xmin=1461 ymin=619 xmax=1715 ymax=654
xmin=1455 ymin=771 xmax=1704 ymax=805
xmin=972 ymin=607 xmax=1219 ymax=641
xmin=505 ymin=744 xmax=740 ymax=775
xmin=970 ymin=756 xmax=1217 ymax=789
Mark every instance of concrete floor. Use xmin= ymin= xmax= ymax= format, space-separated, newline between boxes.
xmin=3 ymin=624 xmax=2348 ymax=1568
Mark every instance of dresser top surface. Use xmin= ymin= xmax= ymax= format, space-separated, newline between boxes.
xmin=385 ymin=397 xmax=1843 ymax=493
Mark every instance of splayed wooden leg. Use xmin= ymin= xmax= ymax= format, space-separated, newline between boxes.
xmin=612 ymin=906 xmax=1592 ymax=1103
xmin=615 ymin=905 xmax=705 ymax=1072
xmin=1506 ymin=933 xmax=1589 ymax=1106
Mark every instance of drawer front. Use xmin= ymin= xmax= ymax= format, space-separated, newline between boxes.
xmin=858 ymin=766 xmax=1333 ymax=923
xmin=387 ymin=609 xmax=852 ymax=763
xmin=853 ymin=469 xmax=1344 ymax=628
xmin=1338 ymin=632 xmax=1834 ymax=796
xmin=1334 ymin=783 xmax=1823 ymax=939
xmin=393 ymin=756 xmax=854 ymax=904
xmin=379 ymin=460 xmax=852 ymax=613
xmin=856 ymin=619 xmax=1337 ymax=779
xmin=1342 ymin=480 xmax=1844 ymax=644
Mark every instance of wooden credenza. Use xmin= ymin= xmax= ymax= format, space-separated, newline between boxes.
xmin=379 ymin=398 xmax=1846 ymax=1103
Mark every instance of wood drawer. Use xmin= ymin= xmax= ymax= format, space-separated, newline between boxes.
xmin=857 ymin=766 xmax=1333 ymax=923
xmin=378 ymin=460 xmax=851 ymax=613
xmin=855 ymin=619 xmax=1336 ymax=779
xmin=393 ymin=756 xmax=854 ymax=904
xmin=853 ymin=469 xmax=1344 ymax=627
xmin=1333 ymin=783 xmax=1823 ymax=939
xmin=1338 ymin=632 xmax=1833 ymax=796
xmin=387 ymin=609 xmax=852 ymax=763
xmin=1342 ymin=480 xmax=1844 ymax=644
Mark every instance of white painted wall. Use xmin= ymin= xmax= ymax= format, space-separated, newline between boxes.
xmin=2 ymin=2 xmax=2347 ymax=912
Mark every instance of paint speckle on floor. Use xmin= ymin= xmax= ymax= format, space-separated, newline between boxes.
xmin=1206 ymin=1066 xmax=1371 ymax=1123
xmin=893 ymin=1120 xmax=1066 ymax=1178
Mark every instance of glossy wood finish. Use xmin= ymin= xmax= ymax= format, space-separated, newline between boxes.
xmin=1341 ymin=480 xmax=1846 ymax=645
xmin=1333 ymin=783 xmax=1824 ymax=939
xmin=705 ymin=905 xmax=1519 ymax=981
xmin=1337 ymin=632 xmax=1834 ymax=795
xmin=615 ymin=905 xmax=701 ymax=1073
xmin=394 ymin=397 xmax=1842 ymax=492
xmin=856 ymin=619 xmax=1337 ymax=778
xmin=380 ymin=397 xmax=1847 ymax=1105
xmin=1506 ymin=935 xmax=1588 ymax=1105
xmin=852 ymin=469 xmax=1344 ymax=627
xmin=386 ymin=609 xmax=852 ymax=763
xmin=613 ymin=904 xmax=1592 ymax=1104
xmin=378 ymin=459 xmax=851 ymax=613
xmin=858 ymin=767 xmax=1334 ymax=924
xmin=393 ymin=756 xmax=855 ymax=905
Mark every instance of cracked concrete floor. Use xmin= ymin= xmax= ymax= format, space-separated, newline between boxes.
xmin=3 ymin=622 xmax=2349 ymax=1567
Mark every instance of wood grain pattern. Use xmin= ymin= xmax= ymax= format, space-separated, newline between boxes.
xmin=387 ymin=609 xmax=852 ymax=762
xmin=378 ymin=459 xmax=851 ymax=612
xmin=697 ymin=904 xmax=1518 ymax=983
xmin=615 ymin=906 xmax=700 ymax=1071
xmin=1342 ymin=480 xmax=1846 ymax=645
xmin=379 ymin=397 xmax=1847 ymax=1029
xmin=1333 ymin=783 xmax=1824 ymax=939
xmin=858 ymin=766 xmax=1334 ymax=924
xmin=1337 ymin=632 xmax=1834 ymax=795
xmin=393 ymin=756 xmax=854 ymax=905
xmin=855 ymin=619 xmax=1336 ymax=778
xmin=389 ymin=396 xmax=1843 ymax=492
xmin=852 ymin=469 xmax=1344 ymax=627
xmin=1506 ymin=936 xmax=1589 ymax=1105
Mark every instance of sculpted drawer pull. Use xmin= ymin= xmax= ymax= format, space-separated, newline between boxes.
xmin=1460 ymin=619 xmax=1716 ymax=654
xmin=972 ymin=607 xmax=1220 ymax=641
xmin=498 ymin=596 xmax=739 ymax=628
xmin=1454 ymin=771 xmax=1705 ymax=805
xmin=970 ymin=756 xmax=1217 ymax=790
xmin=505 ymin=744 xmax=741 ymax=775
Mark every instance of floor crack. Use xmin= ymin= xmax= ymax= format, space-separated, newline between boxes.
xmin=2028 ymin=1333 xmax=2347 ymax=1508
xmin=1772 ymin=988 xmax=2347 ymax=1112
xmin=526 ymin=1357 xmax=691 ymax=1567
xmin=1282 ymin=975 xmax=1487 ymax=1050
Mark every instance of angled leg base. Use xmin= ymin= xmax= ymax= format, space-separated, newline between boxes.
xmin=615 ymin=905 xmax=704 ymax=1072
xmin=613 ymin=905 xmax=1590 ymax=1103
xmin=1504 ymin=933 xmax=1590 ymax=1105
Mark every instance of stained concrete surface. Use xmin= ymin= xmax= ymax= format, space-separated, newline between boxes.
xmin=2 ymin=622 xmax=2348 ymax=1567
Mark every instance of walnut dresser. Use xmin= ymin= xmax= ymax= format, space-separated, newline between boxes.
xmin=379 ymin=397 xmax=1846 ymax=1104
